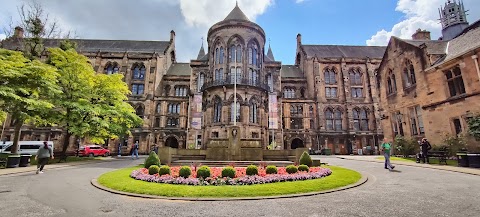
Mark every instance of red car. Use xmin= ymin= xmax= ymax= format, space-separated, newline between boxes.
xmin=78 ymin=145 xmax=110 ymax=157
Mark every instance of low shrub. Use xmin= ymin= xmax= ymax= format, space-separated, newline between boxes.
xmin=265 ymin=165 xmax=278 ymax=174
xmin=179 ymin=166 xmax=192 ymax=178
xmin=298 ymin=164 xmax=309 ymax=172
xmin=196 ymin=166 xmax=211 ymax=179
xmin=246 ymin=165 xmax=258 ymax=176
xmin=144 ymin=151 xmax=160 ymax=169
xmin=159 ymin=165 xmax=171 ymax=176
xmin=286 ymin=165 xmax=298 ymax=174
xmin=221 ymin=167 xmax=236 ymax=178
xmin=148 ymin=165 xmax=160 ymax=175
xmin=299 ymin=151 xmax=313 ymax=167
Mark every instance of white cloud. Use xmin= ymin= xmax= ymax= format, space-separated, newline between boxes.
xmin=367 ymin=0 xmax=480 ymax=46
xmin=0 ymin=33 xmax=6 ymax=40
xmin=295 ymin=0 xmax=306 ymax=3
xmin=0 ymin=0 xmax=273 ymax=62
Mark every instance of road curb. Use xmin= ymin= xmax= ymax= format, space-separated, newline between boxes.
xmin=337 ymin=157 xmax=480 ymax=176
xmin=90 ymin=173 xmax=368 ymax=201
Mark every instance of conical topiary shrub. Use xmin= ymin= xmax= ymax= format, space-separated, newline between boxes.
xmin=144 ymin=151 xmax=160 ymax=169
xmin=299 ymin=151 xmax=313 ymax=167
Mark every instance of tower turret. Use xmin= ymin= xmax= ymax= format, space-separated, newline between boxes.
xmin=439 ymin=0 xmax=469 ymax=40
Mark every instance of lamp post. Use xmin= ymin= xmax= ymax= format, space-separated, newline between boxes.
xmin=234 ymin=49 xmax=237 ymax=126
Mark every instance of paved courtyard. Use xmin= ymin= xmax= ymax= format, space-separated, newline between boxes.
xmin=0 ymin=157 xmax=479 ymax=217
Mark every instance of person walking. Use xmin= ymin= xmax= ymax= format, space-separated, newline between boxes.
xmin=420 ymin=138 xmax=432 ymax=164
xmin=381 ymin=138 xmax=395 ymax=171
xmin=131 ymin=141 xmax=139 ymax=160
xmin=35 ymin=141 xmax=54 ymax=174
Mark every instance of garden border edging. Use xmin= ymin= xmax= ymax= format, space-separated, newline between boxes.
xmin=91 ymin=172 xmax=368 ymax=201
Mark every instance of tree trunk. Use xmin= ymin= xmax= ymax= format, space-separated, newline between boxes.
xmin=11 ymin=120 xmax=24 ymax=154
xmin=61 ymin=131 xmax=72 ymax=157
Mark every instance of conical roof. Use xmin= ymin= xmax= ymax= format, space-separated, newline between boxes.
xmin=224 ymin=2 xmax=249 ymax=21
xmin=266 ymin=45 xmax=275 ymax=61
xmin=197 ymin=43 xmax=205 ymax=60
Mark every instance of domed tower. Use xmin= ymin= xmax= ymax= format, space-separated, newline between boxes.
xmin=189 ymin=3 xmax=280 ymax=160
xmin=439 ymin=0 xmax=469 ymax=40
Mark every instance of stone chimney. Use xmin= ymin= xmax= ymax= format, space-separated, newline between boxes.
xmin=412 ymin=29 xmax=431 ymax=40
xmin=296 ymin=33 xmax=302 ymax=46
xmin=170 ymin=30 xmax=176 ymax=42
xmin=13 ymin=26 xmax=24 ymax=39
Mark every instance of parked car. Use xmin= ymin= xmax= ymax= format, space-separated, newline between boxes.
xmin=1 ymin=141 xmax=54 ymax=155
xmin=78 ymin=145 xmax=110 ymax=157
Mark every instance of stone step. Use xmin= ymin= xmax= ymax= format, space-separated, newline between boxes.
xmin=170 ymin=160 xmax=295 ymax=167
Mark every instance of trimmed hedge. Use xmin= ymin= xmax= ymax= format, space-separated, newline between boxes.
xmin=266 ymin=165 xmax=278 ymax=174
xmin=246 ymin=165 xmax=258 ymax=176
xmin=148 ymin=165 xmax=160 ymax=175
xmin=144 ymin=151 xmax=160 ymax=169
xmin=197 ymin=166 xmax=211 ymax=179
xmin=179 ymin=166 xmax=192 ymax=178
xmin=159 ymin=165 xmax=171 ymax=176
xmin=298 ymin=164 xmax=309 ymax=172
xmin=286 ymin=165 xmax=298 ymax=174
xmin=221 ymin=167 xmax=236 ymax=178
xmin=299 ymin=151 xmax=313 ymax=167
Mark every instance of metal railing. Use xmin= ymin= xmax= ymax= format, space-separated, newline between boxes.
xmin=201 ymin=78 xmax=270 ymax=92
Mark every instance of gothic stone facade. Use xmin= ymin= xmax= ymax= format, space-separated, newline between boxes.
xmin=1 ymin=5 xmax=386 ymax=155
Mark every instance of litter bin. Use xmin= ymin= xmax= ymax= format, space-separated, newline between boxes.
xmin=323 ymin=149 xmax=332 ymax=156
xmin=457 ymin=152 xmax=469 ymax=167
xmin=467 ymin=153 xmax=480 ymax=168
xmin=6 ymin=155 xmax=21 ymax=168
xmin=19 ymin=154 xmax=32 ymax=167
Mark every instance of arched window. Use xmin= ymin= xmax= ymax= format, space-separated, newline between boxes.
xmin=249 ymin=69 xmax=258 ymax=84
xmin=353 ymin=108 xmax=360 ymax=131
xmin=168 ymin=103 xmax=180 ymax=114
xmin=219 ymin=47 xmax=224 ymax=64
xmin=284 ymin=88 xmax=295 ymax=98
xmin=334 ymin=109 xmax=342 ymax=131
xmin=248 ymin=47 xmax=253 ymax=65
xmin=213 ymin=98 xmax=222 ymax=123
xmin=135 ymin=105 xmax=144 ymax=118
xmin=253 ymin=48 xmax=257 ymax=66
xmin=325 ymin=109 xmax=334 ymax=130
xmin=392 ymin=74 xmax=397 ymax=92
xmin=215 ymin=48 xmax=219 ymax=64
xmin=132 ymin=63 xmax=145 ymax=80
xmin=231 ymin=101 xmax=240 ymax=122
xmin=387 ymin=70 xmax=397 ymax=95
xmin=249 ymin=101 xmax=258 ymax=124
xmin=267 ymin=74 xmax=273 ymax=92
xmin=156 ymin=103 xmax=161 ymax=114
xmin=229 ymin=45 xmax=236 ymax=63
xmin=230 ymin=67 xmax=241 ymax=83
xmin=324 ymin=68 xmax=337 ymax=84
xmin=215 ymin=69 xmax=223 ymax=81
xmin=175 ymin=86 xmax=187 ymax=97
xmin=105 ymin=62 xmax=119 ymax=75
xmin=350 ymin=69 xmax=363 ymax=98
xmin=403 ymin=60 xmax=417 ymax=88
xmin=236 ymin=45 xmax=242 ymax=63
xmin=290 ymin=104 xmax=303 ymax=116
xmin=198 ymin=72 xmax=205 ymax=91
xmin=360 ymin=109 xmax=369 ymax=131
xmin=409 ymin=63 xmax=416 ymax=85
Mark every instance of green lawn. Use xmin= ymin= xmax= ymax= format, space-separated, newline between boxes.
xmin=375 ymin=156 xmax=457 ymax=165
xmin=97 ymin=165 xmax=362 ymax=198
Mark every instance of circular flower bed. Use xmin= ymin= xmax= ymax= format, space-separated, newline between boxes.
xmin=130 ymin=166 xmax=332 ymax=186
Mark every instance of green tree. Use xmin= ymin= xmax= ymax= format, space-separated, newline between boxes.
xmin=0 ymin=49 xmax=59 ymax=154
xmin=468 ymin=115 xmax=480 ymax=140
xmin=46 ymin=47 xmax=142 ymax=155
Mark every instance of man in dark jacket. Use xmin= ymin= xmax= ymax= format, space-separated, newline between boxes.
xmin=420 ymin=138 xmax=432 ymax=163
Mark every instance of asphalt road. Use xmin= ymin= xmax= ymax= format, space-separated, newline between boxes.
xmin=0 ymin=157 xmax=479 ymax=217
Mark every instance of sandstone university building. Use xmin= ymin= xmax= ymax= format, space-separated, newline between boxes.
xmin=2 ymin=1 xmax=479 ymax=159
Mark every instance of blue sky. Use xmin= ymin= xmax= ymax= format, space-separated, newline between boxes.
xmin=1 ymin=0 xmax=479 ymax=64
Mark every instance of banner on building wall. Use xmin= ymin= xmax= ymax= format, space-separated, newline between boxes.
xmin=191 ymin=94 xmax=202 ymax=130
xmin=268 ymin=94 xmax=278 ymax=129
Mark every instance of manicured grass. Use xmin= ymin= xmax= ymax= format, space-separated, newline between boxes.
xmin=97 ymin=166 xmax=362 ymax=198
xmin=375 ymin=156 xmax=457 ymax=165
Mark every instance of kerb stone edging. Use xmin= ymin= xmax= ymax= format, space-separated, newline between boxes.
xmin=91 ymin=173 xmax=368 ymax=201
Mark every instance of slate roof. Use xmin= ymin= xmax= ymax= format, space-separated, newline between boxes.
xmin=166 ymin=63 xmax=191 ymax=76
xmin=224 ymin=3 xmax=249 ymax=21
xmin=281 ymin=65 xmax=303 ymax=78
xmin=430 ymin=24 xmax=480 ymax=67
xmin=2 ymin=38 xmax=171 ymax=53
xmin=302 ymin=45 xmax=386 ymax=59
xmin=402 ymin=39 xmax=448 ymax=55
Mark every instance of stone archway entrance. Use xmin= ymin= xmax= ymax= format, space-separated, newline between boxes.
xmin=291 ymin=138 xmax=304 ymax=149
xmin=165 ymin=136 xmax=179 ymax=148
